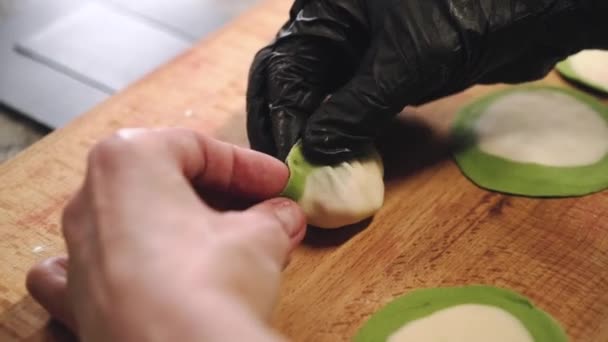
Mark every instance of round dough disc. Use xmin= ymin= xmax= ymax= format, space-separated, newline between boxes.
xmin=557 ymin=50 xmax=608 ymax=94
xmin=452 ymin=86 xmax=608 ymax=197
xmin=354 ymin=286 xmax=567 ymax=342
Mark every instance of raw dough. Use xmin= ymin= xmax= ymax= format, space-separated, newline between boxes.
xmin=281 ymin=142 xmax=384 ymax=229
xmin=474 ymin=90 xmax=608 ymax=167
xmin=388 ymin=304 xmax=532 ymax=342
xmin=452 ymin=86 xmax=608 ymax=197
xmin=557 ymin=50 xmax=608 ymax=93
xmin=355 ymin=286 xmax=567 ymax=342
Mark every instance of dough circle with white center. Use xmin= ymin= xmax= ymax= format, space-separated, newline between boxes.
xmin=388 ymin=304 xmax=532 ymax=342
xmin=355 ymin=286 xmax=567 ymax=342
xmin=452 ymin=86 xmax=608 ymax=197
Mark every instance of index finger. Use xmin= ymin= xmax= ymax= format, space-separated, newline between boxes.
xmin=87 ymin=128 xmax=290 ymax=207
xmin=247 ymin=0 xmax=368 ymax=161
xmin=247 ymin=38 xmax=338 ymax=161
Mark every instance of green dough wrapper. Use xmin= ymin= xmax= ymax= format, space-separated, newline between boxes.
xmin=556 ymin=57 xmax=608 ymax=94
xmin=280 ymin=142 xmax=314 ymax=202
xmin=354 ymin=286 xmax=567 ymax=342
xmin=452 ymin=86 xmax=608 ymax=197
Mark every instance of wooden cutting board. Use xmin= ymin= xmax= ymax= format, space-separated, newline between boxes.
xmin=1 ymin=0 xmax=607 ymax=341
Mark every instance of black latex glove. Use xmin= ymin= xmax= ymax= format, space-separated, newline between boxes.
xmin=247 ymin=0 xmax=608 ymax=164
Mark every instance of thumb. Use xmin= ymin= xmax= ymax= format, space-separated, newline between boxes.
xmin=242 ymin=198 xmax=307 ymax=263
xmin=26 ymin=256 xmax=76 ymax=332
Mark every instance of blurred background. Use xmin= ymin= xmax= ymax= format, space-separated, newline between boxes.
xmin=0 ymin=0 xmax=259 ymax=162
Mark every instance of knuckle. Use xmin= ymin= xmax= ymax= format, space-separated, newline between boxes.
xmin=87 ymin=129 xmax=149 ymax=168
xmin=177 ymin=129 xmax=201 ymax=148
xmin=88 ymin=137 xmax=124 ymax=167
xmin=60 ymin=197 xmax=80 ymax=241
xmin=249 ymin=211 xmax=290 ymax=245
xmin=244 ymin=210 xmax=281 ymax=229
xmin=224 ymin=211 xmax=285 ymax=238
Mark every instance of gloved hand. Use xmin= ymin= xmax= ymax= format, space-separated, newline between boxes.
xmin=247 ymin=0 xmax=608 ymax=164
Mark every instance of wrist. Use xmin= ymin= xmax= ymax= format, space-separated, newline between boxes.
xmin=80 ymin=291 xmax=285 ymax=342
xmin=196 ymin=292 xmax=286 ymax=342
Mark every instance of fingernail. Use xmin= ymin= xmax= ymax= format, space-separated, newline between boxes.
xmin=272 ymin=199 xmax=302 ymax=237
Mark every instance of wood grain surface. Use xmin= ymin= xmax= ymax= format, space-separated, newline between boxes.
xmin=1 ymin=0 xmax=608 ymax=341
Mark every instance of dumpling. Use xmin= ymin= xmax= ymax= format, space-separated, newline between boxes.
xmin=281 ymin=142 xmax=385 ymax=229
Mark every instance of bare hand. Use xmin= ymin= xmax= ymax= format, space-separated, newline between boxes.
xmin=26 ymin=128 xmax=306 ymax=341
